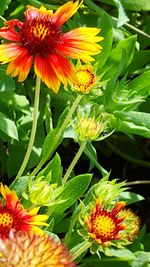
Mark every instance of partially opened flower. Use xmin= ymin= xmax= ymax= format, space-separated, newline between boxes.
xmin=0 ymin=1 xmax=103 ymax=93
xmin=73 ymin=64 xmax=96 ymax=93
xmin=0 ymin=232 xmax=75 ymax=267
xmin=84 ymin=198 xmax=126 ymax=246
xmin=119 ymin=208 xmax=140 ymax=242
xmin=0 ymin=184 xmax=48 ymax=239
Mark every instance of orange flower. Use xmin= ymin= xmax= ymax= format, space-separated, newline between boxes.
xmin=0 ymin=232 xmax=76 ymax=267
xmin=0 ymin=184 xmax=48 ymax=239
xmin=0 ymin=1 xmax=103 ymax=93
xmin=84 ymin=198 xmax=126 ymax=246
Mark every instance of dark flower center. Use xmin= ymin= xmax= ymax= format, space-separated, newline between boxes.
xmin=20 ymin=18 xmax=62 ymax=56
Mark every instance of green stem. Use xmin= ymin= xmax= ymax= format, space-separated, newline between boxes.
xmin=63 ymin=140 xmax=87 ymax=184
xmin=70 ymin=241 xmax=91 ymax=261
xmin=126 ymin=180 xmax=150 ymax=186
xmin=0 ymin=16 xmax=6 ymax=22
xmin=31 ymin=94 xmax=83 ymax=177
xmin=16 ymin=76 xmax=41 ymax=178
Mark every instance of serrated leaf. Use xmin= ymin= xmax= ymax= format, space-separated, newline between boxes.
xmin=0 ymin=112 xmax=18 ymax=140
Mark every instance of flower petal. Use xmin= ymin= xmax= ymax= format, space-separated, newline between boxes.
xmin=25 ymin=5 xmax=53 ymax=21
xmin=64 ymin=27 xmax=103 ymax=42
xmin=34 ymin=55 xmax=60 ymax=93
xmin=7 ymin=49 xmax=33 ymax=82
xmin=52 ymin=0 xmax=83 ymax=26
xmin=49 ymin=54 xmax=77 ymax=86
xmin=0 ymin=19 xmax=22 ymax=42
xmin=57 ymin=27 xmax=103 ymax=62
xmin=0 ymin=43 xmax=25 ymax=64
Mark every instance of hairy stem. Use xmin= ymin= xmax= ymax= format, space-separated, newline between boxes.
xmin=16 ymin=76 xmax=41 ymax=178
xmin=63 ymin=141 xmax=87 ymax=184
xmin=70 ymin=241 xmax=91 ymax=260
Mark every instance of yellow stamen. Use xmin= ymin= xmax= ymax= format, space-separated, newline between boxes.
xmin=0 ymin=213 xmax=13 ymax=227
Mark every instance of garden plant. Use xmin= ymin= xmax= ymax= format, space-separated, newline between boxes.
xmin=0 ymin=0 xmax=150 ymax=266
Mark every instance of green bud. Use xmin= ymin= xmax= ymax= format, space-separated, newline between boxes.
xmin=29 ymin=179 xmax=56 ymax=205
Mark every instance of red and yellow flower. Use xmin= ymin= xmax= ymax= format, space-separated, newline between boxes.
xmin=0 ymin=184 xmax=48 ymax=239
xmin=0 ymin=1 xmax=103 ymax=93
xmin=73 ymin=64 xmax=96 ymax=93
xmin=84 ymin=198 xmax=126 ymax=246
xmin=0 ymin=232 xmax=76 ymax=267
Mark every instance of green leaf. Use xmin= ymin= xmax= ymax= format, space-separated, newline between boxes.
xmin=114 ymin=0 xmax=129 ymax=27
xmin=7 ymin=143 xmax=26 ymax=178
xmin=127 ymin=70 xmax=150 ymax=95
xmin=10 ymin=176 xmax=29 ymax=198
xmin=128 ymin=50 xmax=150 ymax=73
xmin=131 ymin=252 xmax=150 ymax=267
xmin=120 ymin=191 xmax=144 ymax=205
xmin=0 ymin=111 xmax=18 ymax=140
xmin=21 ymin=0 xmax=57 ymax=9
xmin=114 ymin=111 xmax=150 ymax=138
xmin=0 ymin=0 xmax=11 ymax=16
xmin=53 ymin=174 xmax=92 ymax=214
xmin=116 ymin=120 xmax=150 ymax=138
xmin=103 ymin=35 xmax=137 ymax=79
xmin=96 ymin=12 xmax=113 ymax=69
xmin=37 ymin=153 xmax=62 ymax=185
xmin=109 ymin=247 xmax=135 ymax=260
xmin=116 ymin=111 xmax=150 ymax=128
xmin=41 ymin=107 xmax=69 ymax=160
xmin=0 ymin=91 xmax=30 ymax=114
xmin=0 ymin=69 xmax=15 ymax=92
xmin=97 ymin=0 xmax=150 ymax=11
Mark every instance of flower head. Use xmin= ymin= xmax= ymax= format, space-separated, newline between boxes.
xmin=0 ymin=1 xmax=103 ymax=93
xmin=74 ymin=105 xmax=111 ymax=141
xmin=119 ymin=209 xmax=140 ymax=242
xmin=73 ymin=64 xmax=96 ymax=94
xmin=0 ymin=184 xmax=48 ymax=239
xmin=0 ymin=232 xmax=76 ymax=267
xmin=84 ymin=198 xmax=126 ymax=246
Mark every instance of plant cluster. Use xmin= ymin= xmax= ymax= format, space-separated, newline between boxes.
xmin=0 ymin=0 xmax=150 ymax=266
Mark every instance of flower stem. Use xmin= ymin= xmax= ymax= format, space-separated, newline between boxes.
xmin=16 ymin=76 xmax=41 ymax=178
xmin=0 ymin=16 xmax=6 ymax=22
xmin=31 ymin=94 xmax=83 ymax=177
xmin=70 ymin=241 xmax=91 ymax=261
xmin=63 ymin=140 xmax=87 ymax=184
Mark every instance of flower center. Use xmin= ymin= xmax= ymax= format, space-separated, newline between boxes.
xmin=20 ymin=19 xmax=62 ymax=56
xmin=75 ymin=69 xmax=95 ymax=92
xmin=0 ymin=212 xmax=13 ymax=227
xmin=92 ymin=212 xmax=117 ymax=241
